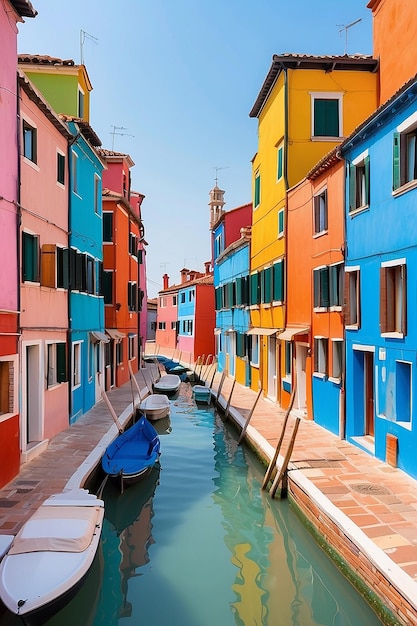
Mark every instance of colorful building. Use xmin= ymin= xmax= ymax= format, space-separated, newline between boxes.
xmin=18 ymin=72 xmax=72 ymax=461
xmin=286 ymin=150 xmax=344 ymax=429
xmin=248 ymin=53 xmax=378 ymax=401
xmin=0 ymin=0 xmax=37 ymax=488
xmin=99 ymin=149 xmax=144 ymax=389
xmin=155 ymin=275 xmax=179 ymax=353
xmin=177 ymin=267 xmax=215 ymax=364
xmin=341 ymin=74 xmax=417 ymax=479
xmin=210 ymin=185 xmax=252 ymax=386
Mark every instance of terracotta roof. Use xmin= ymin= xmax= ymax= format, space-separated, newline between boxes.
xmin=18 ymin=54 xmax=74 ymax=66
xmin=59 ymin=115 xmax=102 ymax=147
xmin=18 ymin=71 xmax=72 ymax=141
xmin=97 ymin=148 xmax=135 ymax=168
xmin=102 ymin=188 xmax=143 ymax=227
xmin=10 ymin=1 xmax=37 ymax=18
xmin=249 ymin=53 xmax=379 ymax=118
xmin=306 ymin=146 xmax=340 ymax=180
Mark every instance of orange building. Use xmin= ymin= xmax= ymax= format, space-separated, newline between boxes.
xmin=286 ymin=149 xmax=344 ymax=433
xmin=368 ymin=0 xmax=417 ymax=105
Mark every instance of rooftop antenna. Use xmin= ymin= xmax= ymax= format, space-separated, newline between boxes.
xmin=338 ymin=18 xmax=362 ymax=55
xmin=110 ymin=125 xmax=135 ymax=150
xmin=213 ymin=165 xmax=229 ymax=186
xmin=80 ymin=30 xmax=98 ymax=65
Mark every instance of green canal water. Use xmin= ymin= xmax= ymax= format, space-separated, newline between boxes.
xmin=0 ymin=384 xmax=385 ymax=626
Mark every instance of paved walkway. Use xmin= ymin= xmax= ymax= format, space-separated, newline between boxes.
xmin=1 ymin=359 xmax=417 ymax=624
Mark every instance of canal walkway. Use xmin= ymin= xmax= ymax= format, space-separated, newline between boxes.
xmin=0 ymin=359 xmax=416 ymax=625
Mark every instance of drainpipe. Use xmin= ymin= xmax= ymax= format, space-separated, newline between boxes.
xmin=281 ymin=63 xmax=291 ymax=397
xmin=16 ymin=72 xmax=22 ymax=445
xmin=336 ymin=147 xmax=347 ymax=440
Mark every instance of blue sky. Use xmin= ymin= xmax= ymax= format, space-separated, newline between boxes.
xmin=17 ymin=0 xmax=373 ymax=298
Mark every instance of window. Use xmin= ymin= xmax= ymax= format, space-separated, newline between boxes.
xmin=72 ymin=341 xmax=82 ymax=388
xmin=313 ymin=266 xmax=329 ymax=309
xmin=128 ymin=281 xmax=138 ymax=312
xmin=47 ymin=343 xmax=67 ymax=388
xmin=129 ymin=232 xmax=138 ymax=257
xmin=158 ymin=322 xmax=166 ymax=330
xmin=312 ymin=93 xmax=342 ymax=138
xmin=180 ymin=293 xmax=186 ymax=304
xmin=22 ymin=232 xmax=39 ymax=282
xmin=57 ymin=152 xmax=65 ymax=185
xmin=103 ymin=213 xmax=113 ymax=242
xmin=150 ymin=322 xmax=157 ymax=331
xmin=172 ymin=295 xmax=177 ymax=306
xmin=393 ymin=113 xmax=417 ymax=190
xmin=171 ymin=321 xmax=176 ymax=330
xmin=254 ymin=172 xmax=261 ymax=208
xmin=72 ymin=151 xmax=78 ymax=194
xmin=249 ymin=272 xmax=261 ymax=306
xmin=314 ymin=337 xmax=328 ymax=375
xmin=331 ymin=339 xmax=343 ymax=380
xmin=396 ymin=361 xmax=411 ymax=423
xmin=128 ymin=334 xmax=136 ymax=360
xmin=344 ymin=268 xmax=360 ymax=328
xmin=273 ymin=260 xmax=284 ymax=303
xmin=277 ymin=144 xmax=284 ymax=181
xmin=57 ymin=247 xmax=69 ymax=289
xmin=40 ymin=244 xmax=69 ymax=289
xmin=349 ymin=154 xmax=370 ymax=212
xmin=313 ymin=188 xmax=328 ymax=234
xmin=189 ymin=289 xmax=195 ymax=302
xmin=0 ymin=360 xmax=14 ymax=416
xmin=160 ymin=297 xmax=166 ymax=308
xmin=285 ymin=341 xmax=292 ymax=378
xmin=78 ymin=87 xmax=85 ymax=118
xmin=103 ymin=270 xmax=113 ymax=304
xmin=380 ymin=260 xmax=406 ymax=336
xmin=278 ymin=208 xmax=285 ymax=238
xmin=86 ymin=256 xmax=94 ymax=294
xmin=261 ymin=266 xmax=272 ymax=304
xmin=116 ymin=340 xmax=123 ymax=366
xmin=214 ymin=233 xmax=223 ymax=258
xmin=94 ymin=175 xmax=100 ymax=214
xmin=23 ymin=119 xmax=37 ymax=163
xmin=250 ymin=334 xmax=259 ymax=366
xmin=235 ymin=276 xmax=249 ymax=307
xmin=329 ymin=263 xmax=343 ymax=308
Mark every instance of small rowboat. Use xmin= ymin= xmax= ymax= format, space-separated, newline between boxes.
xmin=0 ymin=489 xmax=104 ymax=625
xmin=101 ymin=415 xmax=160 ymax=491
xmin=139 ymin=394 xmax=170 ymax=421
xmin=153 ymin=374 xmax=181 ymax=395
xmin=192 ymin=384 xmax=211 ymax=404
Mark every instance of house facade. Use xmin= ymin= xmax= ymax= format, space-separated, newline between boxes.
xmin=248 ymin=53 xmax=378 ymax=402
xmin=156 ymin=275 xmax=179 ymax=352
xmin=0 ymin=0 xmax=37 ymax=488
xmin=18 ymin=72 xmax=72 ymax=461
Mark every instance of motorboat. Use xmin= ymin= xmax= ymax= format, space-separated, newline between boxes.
xmin=192 ymin=384 xmax=212 ymax=404
xmin=153 ymin=374 xmax=181 ymax=395
xmin=139 ymin=394 xmax=170 ymax=421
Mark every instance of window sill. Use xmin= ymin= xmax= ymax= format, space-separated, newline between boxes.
xmin=261 ymin=303 xmax=271 ymax=309
xmin=313 ymin=230 xmax=328 ymax=239
xmin=23 ymin=157 xmax=40 ymax=171
xmin=313 ymin=372 xmax=326 ymax=379
xmin=349 ymin=204 xmax=369 ymax=217
xmin=249 ymin=305 xmax=260 ymax=310
xmin=329 ymin=305 xmax=343 ymax=312
xmin=392 ymin=178 xmax=417 ymax=197
xmin=345 ymin=324 xmax=359 ymax=330
xmin=278 ymin=232 xmax=284 ymax=239
xmin=311 ymin=136 xmax=343 ymax=142
xmin=250 ymin=362 xmax=259 ymax=368
xmin=381 ymin=331 xmax=404 ymax=339
xmin=0 ymin=412 xmax=17 ymax=424
xmin=272 ymin=300 xmax=284 ymax=306
xmin=328 ymin=376 xmax=341 ymax=384
xmin=313 ymin=307 xmax=328 ymax=313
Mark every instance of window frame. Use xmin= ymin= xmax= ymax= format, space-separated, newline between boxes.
xmin=254 ymin=171 xmax=261 ymax=208
xmin=313 ymin=336 xmax=328 ymax=377
xmin=380 ymin=259 xmax=407 ymax=338
xmin=393 ymin=112 xmax=417 ymax=193
xmin=23 ymin=118 xmax=37 ymax=164
xmin=311 ymin=92 xmax=343 ymax=139
xmin=22 ymin=231 xmax=40 ymax=283
xmin=349 ymin=151 xmax=370 ymax=213
xmin=72 ymin=341 xmax=82 ymax=389
xmin=278 ymin=208 xmax=285 ymax=238
xmin=277 ymin=143 xmax=284 ymax=181
xmin=57 ymin=150 xmax=65 ymax=186
xmin=313 ymin=187 xmax=328 ymax=235
xmin=344 ymin=267 xmax=361 ymax=329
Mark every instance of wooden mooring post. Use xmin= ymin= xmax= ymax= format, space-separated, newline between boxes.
xmin=238 ymin=387 xmax=263 ymax=445
xmin=269 ymin=417 xmax=300 ymax=499
xmin=224 ymin=379 xmax=236 ymax=420
xmin=215 ymin=370 xmax=227 ymax=406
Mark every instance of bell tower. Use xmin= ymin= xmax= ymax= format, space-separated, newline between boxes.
xmin=208 ymin=184 xmax=225 ymax=230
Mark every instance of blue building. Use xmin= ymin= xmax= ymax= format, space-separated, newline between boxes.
xmin=341 ymin=75 xmax=417 ymax=478
xmin=210 ymin=187 xmax=252 ymax=386
xmin=65 ymin=118 xmax=107 ymax=422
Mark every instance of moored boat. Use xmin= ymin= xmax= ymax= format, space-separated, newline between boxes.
xmin=0 ymin=489 xmax=104 ymax=625
xmin=192 ymin=384 xmax=212 ymax=404
xmin=101 ymin=415 xmax=161 ymax=490
xmin=153 ymin=373 xmax=181 ymax=395
xmin=139 ymin=393 xmax=170 ymax=421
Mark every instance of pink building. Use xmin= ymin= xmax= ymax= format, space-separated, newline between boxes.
xmin=0 ymin=1 xmax=37 ymax=488
xmin=18 ymin=72 xmax=71 ymax=460
xmin=155 ymin=274 xmax=179 ymax=352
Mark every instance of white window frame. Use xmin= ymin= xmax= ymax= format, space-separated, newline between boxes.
xmin=72 ymin=341 xmax=82 ymax=389
xmin=329 ymin=338 xmax=344 ymax=383
xmin=250 ymin=334 xmax=259 ymax=367
xmin=313 ymin=336 xmax=328 ymax=378
xmin=345 ymin=266 xmax=360 ymax=330
xmin=313 ymin=187 xmax=328 ymax=236
xmin=310 ymin=92 xmax=343 ymax=140
xmin=380 ymin=258 xmax=406 ymax=338
xmin=278 ymin=208 xmax=285 ymax=238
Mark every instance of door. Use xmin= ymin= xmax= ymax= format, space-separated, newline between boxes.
xmin=295 ymin=343 xmax=307 ymax=413
xmin=228 ymin=332 xmax=236 ymax=378
xmin=267 ymin=335 xmax=277 ymax=400
xmin=24 ymin=344 xmax=42 ymax=445
xmin=364 ymin=351 xmax=374 ymax=436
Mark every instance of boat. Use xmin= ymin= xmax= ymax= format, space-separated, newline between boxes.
xmin=139 ymin=393 xmax=170 ymax=421
xmin=0 ymin=489 xmax=104 ymax=625
xmin=192 ymin=384 xmax=212 ymax=404
xmin=153 ymin=373 xmax=181 ymax=395
xmin=101 ymin=415 xmax=160 ymax=490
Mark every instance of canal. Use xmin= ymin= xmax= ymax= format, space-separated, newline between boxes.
xmin=1 ymin=382 xmax=384 ymax=625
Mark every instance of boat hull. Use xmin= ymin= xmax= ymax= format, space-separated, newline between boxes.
xmin=192 ymin=385 xmax=211 ymax=404
xmin=139 ymin=395 xmax=170 ymax=422
xmin=153 ymin=374 xmax=181 ymax=395
xmin=0 ymin=490 xmax=104 ymax=624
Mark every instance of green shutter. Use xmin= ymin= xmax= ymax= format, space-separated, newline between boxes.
xmin=215 ymin=287 xmax=221 ymax=310
xmin=314 ymin=99 xmax=339 ymax=137
xmin=393 ymin=132 xmax=401 ymax=190
xmin=254 ymin=174 xmax=260 ymax=207
xmin=278 ymin=209 xmax=284 ymax=235
xmin=250 ymin=273 xmax=257 ymax=305
xmin=22 ymin=232 xmax=39 ymax=282
xmin=277 ymin=146 xmax=283 ymax=180
xmin=262 ymin=267 xmax=272 ymax=303
xmin=57 ymin=343 xmax=68 ymax=383
xmin=273 ymin=261 xmax=283 ymax=302
xmin=227 ymin=282 xmax=234 ymax=308
xmin=321 ymin=267 xmax=330 ymax=307
xmin=235 ymin=278 xmax=242 ymax=306
xmin=313 ymin=269 xmax=320 ymax=307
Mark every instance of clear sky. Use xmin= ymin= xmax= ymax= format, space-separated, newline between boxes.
xmin=17 ymin=0 xmax=373 ymax=298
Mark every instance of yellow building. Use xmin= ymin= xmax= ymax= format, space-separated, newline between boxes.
xmin=248 ymin=54 xmax=378 ymax=400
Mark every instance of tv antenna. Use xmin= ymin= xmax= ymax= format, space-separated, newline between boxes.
xmin=110 ymin=125 xmax=135 ymax=150
xmin=213 ymin=165 xmax=229 ymax=186
xmin=80 ymin=30 xmax=98 ymax=65
xmin=338 ymin=18 xmax=362 ymax=55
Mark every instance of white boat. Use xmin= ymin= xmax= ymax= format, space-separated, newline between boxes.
xmin=193 ymin=384 xmax=211 ymax=404
xmin=139 ymin=393 xmax=170 ymax=421
xmin=0 ymin=489 xmax=104 ymax=625
xmin=153 ymin=373 xmax=181 ymax=395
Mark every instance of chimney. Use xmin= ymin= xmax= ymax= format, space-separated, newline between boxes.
xmin=204 ymin=261 xmax=211 ymax=274
xmin=180 ymin=268 xmax=188 ymax=284
xmin=162 ymin=273 xmax=169 ymax=290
